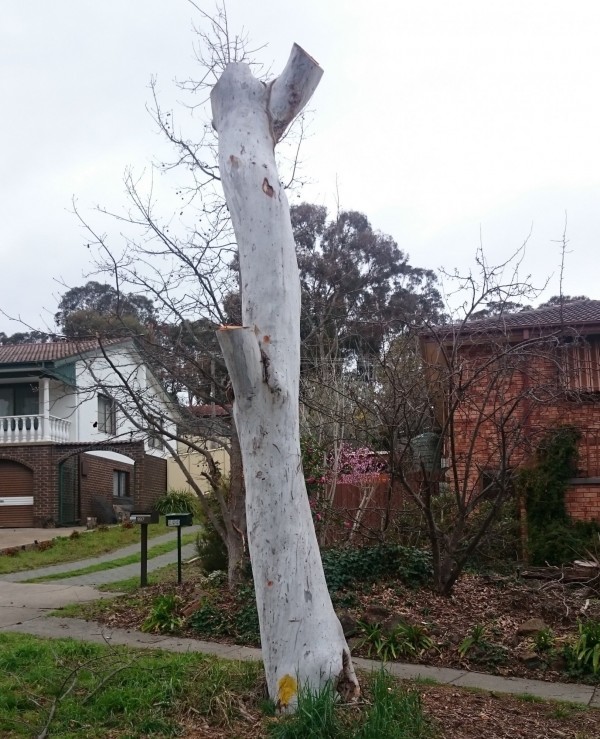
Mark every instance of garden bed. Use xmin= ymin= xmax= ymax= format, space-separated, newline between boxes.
xmin=67 ymin=562 xmax=600 ymax=686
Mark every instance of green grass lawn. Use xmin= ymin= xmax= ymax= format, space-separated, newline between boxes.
xmin=97 ymin=561 xmax=182 ymax=592
xmin=0 ymin=632 xmax=262 ymax=738
xmin=0 ymin=522 xmax=188 ymax=575
xmin=24 ymin=532 xmax=197 ymax=583
xmin=0 ymin=633 xmax=434 ymax=738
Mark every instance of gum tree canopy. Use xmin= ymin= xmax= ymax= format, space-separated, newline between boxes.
xmin=211 ymin=45 xmax=360 ymax=708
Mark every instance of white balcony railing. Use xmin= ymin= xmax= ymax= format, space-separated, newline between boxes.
xmin=0 ymin=415 xmax=71 ymax=444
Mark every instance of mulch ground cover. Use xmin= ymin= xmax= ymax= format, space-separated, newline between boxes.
xmin=74 ymin=567 xmax=600 ymax=686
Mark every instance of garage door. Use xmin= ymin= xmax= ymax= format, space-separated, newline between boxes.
xmin=0 ymin=461 xmax=34 ymax=527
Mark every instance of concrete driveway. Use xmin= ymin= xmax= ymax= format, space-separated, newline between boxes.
xmin=0 ymin=527 xmax=86 ymax=550
xmin=0 ymin=581 xmax=109 ymax=629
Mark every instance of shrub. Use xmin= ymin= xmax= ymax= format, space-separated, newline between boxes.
xmin=516 ymin=426 xmax=600 ymax=566
xmin=565 ymin=619 xmax=600 ymax=675
xmin=533 ymin=628 xmax=554 ymax=654
xmin=188 ymin=586 xmax=260 ymax=645
xmin=321 ymin=544 xmax=432 ymax=592
xmin=457 ymin=624 xmax=508 ymax=667
xmin=196 ymin=526 xmax=228 ymax=574
xmin=188 ymin=601 xmax=230 ymax=638
xmin=153 ymin=489 xmax=201 ymax=517
xmin=141 ymin=595 xmax=184 ymax=634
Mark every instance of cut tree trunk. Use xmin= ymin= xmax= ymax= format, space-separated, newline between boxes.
xmin=211 ymin=46 xmax=359 ymax=709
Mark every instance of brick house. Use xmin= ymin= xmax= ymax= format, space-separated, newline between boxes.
xmin=420 ymin=300 xmax=600 ymax=523
xmin=0 ymin=339 xmax=175 ymax=527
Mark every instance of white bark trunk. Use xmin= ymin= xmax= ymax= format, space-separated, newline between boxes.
xmin=212 ymin=46 xmax=359 ymax=709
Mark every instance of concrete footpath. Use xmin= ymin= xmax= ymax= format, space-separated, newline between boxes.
xmin=0 ymin=605 xmax=598 ymax=709
xmin=1 ymin=527 xmax=201 ymax=586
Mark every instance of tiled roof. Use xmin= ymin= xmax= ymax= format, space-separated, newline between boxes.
xmin=458 ymin=300 xmax=600 ymax=333
xmin=0 ymin=339 xmax=125 ymax=365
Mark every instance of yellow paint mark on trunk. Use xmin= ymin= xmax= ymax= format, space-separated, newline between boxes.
xmin=277 ymin=674 xmax=298 ymax=708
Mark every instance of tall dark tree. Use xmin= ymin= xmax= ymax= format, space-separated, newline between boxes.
xmin=291 ymin=204 xmax=443 ymax=372
xmin=537 ymin=295 xmax=589 ymax=309
xmin=55 ymin=281 xmax=156 ymax=337
xmin=0 ymin=330 xmax=54 ymax=345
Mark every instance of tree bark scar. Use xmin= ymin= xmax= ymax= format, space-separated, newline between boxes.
xmin=260 ymin=347 xmax=271 ymax=383
xmin=229 ymin=154 xmax=240 ymax=169
xmin=262 ymin=178 xmax=275 ymax=197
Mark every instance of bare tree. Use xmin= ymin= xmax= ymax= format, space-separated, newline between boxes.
xmin=70 ymin=4 xmax=311 ymax=590
xmin=381 ymin=248 xmax=560 ymax=594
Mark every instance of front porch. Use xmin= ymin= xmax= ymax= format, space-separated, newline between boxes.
xmin=0 ymin=415 xmax=70 ymax=444
xmin=0 ymin=377 xmax=72 ymax=444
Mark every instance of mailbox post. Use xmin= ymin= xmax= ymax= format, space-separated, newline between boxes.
xmin=130 ymin=511 xmax=159 ymax=586
xmin=165 ymin=512 xmax=193 ymax=584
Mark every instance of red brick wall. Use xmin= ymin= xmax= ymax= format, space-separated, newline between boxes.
xmin=0 ymin=441 xmax=149 ymax=527
xmin=566 ymin=484 xmax=600 ymax=522
xmin=447 ymin=346 xmax=600 ymax=522
xmin=80 ymin=453 xmax=134 ymax=520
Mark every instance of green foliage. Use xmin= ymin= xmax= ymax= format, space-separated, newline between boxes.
xmin=269 ymin=681 xmax=342 ymax=738
xmin=458 ymin=624 xmax=487 ymax=658
xmin=196 ymin=526 xmax=228 ymax=574
xmin=354 ymin=670 xmax=431 ymax=739
xmin=231 ymin=587 xmax=261 ymax=643
xmin=141 ymin=594 xmax=183 ymax=633
xmin=153 ymin=489 xmax=200 ymax=516
xmin=528 ymin=519 xmax=599 ymax=567
xmin=188 ymin=601 xmax=230 ymax=637
xmin=533 ymin=627 xmax=555 ymax=654
xmin=565 ymin=620 xmax=600 ymax=676
xmin=321 ymin=544 xmax=432 ymax=592
xmin=519 ymin=425 xmax=580 ymax=528
xmin=357 ymin=621 xmax=434 ymax=662
xmin=457 ymin=624 xmax=508 ymax=666
xmin=188 ymin=586 xmax=260 ymax=645
xmin=516 ymin=426 xmax=600 ymax=565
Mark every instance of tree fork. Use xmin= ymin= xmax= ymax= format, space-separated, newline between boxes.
xmin=212 ymin=47 xmax=359 ymax=707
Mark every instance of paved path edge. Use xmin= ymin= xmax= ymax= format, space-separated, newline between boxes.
xmin=2 ymin=616 xmax=598 ymax=709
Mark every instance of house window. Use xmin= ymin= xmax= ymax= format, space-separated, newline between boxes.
xmin=98 ymin=394 xmax=116 ymax=434
xmin=113 ymin=470 xmax=129 ymax=498
xmin=563 ymin=338 xmax=600 ymax=393
xmin=148 ymin=415 xmax=165 ymax=450
xmin=0 ymin=384 xmax=39 ymax=417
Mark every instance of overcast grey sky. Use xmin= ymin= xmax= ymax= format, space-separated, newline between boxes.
xmin=2 ymin=0 xmax=599 ymax=333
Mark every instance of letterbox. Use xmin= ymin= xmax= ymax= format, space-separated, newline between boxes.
xmin=130 ymin=511 xmax=159 ymax=525
xmin=165 ymin=512 xmax=193 ymax=527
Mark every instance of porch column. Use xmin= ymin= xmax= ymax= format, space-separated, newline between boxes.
xmin=41 ymin=377 xmax=50 ymax=441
